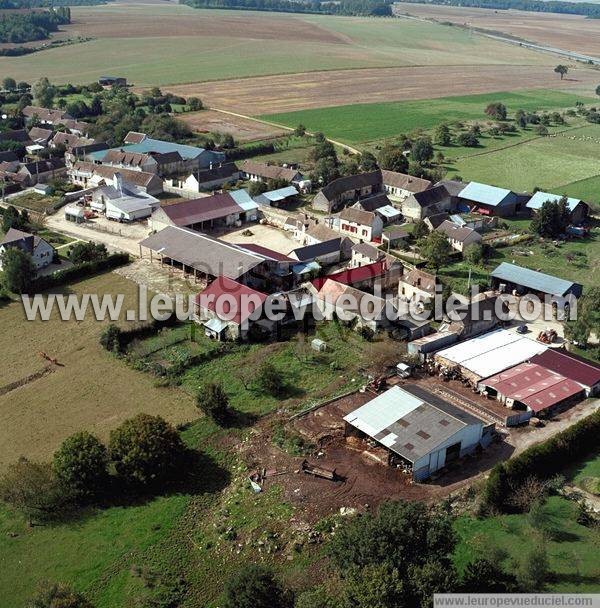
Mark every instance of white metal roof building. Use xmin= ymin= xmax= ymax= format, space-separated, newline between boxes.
xmin=435 ymin=329 xmax=547 ymax=381
xmin=343 ymin=384 xmax=489 ymax=480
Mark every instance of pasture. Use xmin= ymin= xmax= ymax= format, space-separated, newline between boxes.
xmin=260 ymin=90 xmax=595 ymax=143
xmin=0 ymin=271 xmax=196 ymax=469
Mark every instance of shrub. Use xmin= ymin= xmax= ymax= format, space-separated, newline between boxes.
xmin=99 ymin=323 xmax=122 ymax=353
xmin=69 ymin=241 xmax=108 ymax=265
xmin=256 ymin=361 xmax=285 ymax=397
xmin=52 ymin=432 xmax=108 ymax=501
xmin=1 ymin=247 xmax=36 ymax=293
xmin=26 ymin=582 xmax=94 ymax=608
xmin=109 ymin=414 xmax=187 ymax=487
xmin=223 ymin=565 xmax=291 ymax=608
xmin=196 ymin=382 xmax=234 ymax=426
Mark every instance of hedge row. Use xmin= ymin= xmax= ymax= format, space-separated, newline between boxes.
xmin=28 ymin=252 xmax=130 ymax=293
xmin=225 ymin=142 xmax=276 ymax=160
xmin=118 ymin=314 xmax=180 ymax=349
xmin=483 ymin=408 xmax=600 ymax=512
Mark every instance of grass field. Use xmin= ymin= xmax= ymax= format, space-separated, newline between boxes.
xmin=454 ymin=496 xmax=600 ymax=592
xmin=569 ymin=451 xmax=600 ymax=496
xmin=0 ymin=2 xmax=554 ymax=87
xmin=261 ymin=90 xmax=594 ymax=144
xmin=0 ymin=271 xmax=196 ymax=469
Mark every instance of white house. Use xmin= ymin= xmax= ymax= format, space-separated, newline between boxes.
xmin=0 ymin=228 xmax=55 ymax=271
xmin=436 ymin=220 xmax=482 ymax=252
xmin=337 ymin=207 xmax=383 ymax=241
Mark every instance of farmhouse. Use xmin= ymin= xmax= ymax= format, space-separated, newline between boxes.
xmin=490 ymin=262 xmax=583 ymax=302
xmin=399 ymin=268 xmax=438 ymax=303
xmin=350 ymin=242 xmax=385 ymax=267
xmin=194 ymin=275 xmax=271 ymax=341
xmin=253 ymin=185 xmax=299 ymax=208
xmin=51 ymin=132 xmax=96 ymax=150
xmin=149 ymin=190 xmax=259 ymax=232
xmin=336 ymin=207 xmax=384 ymax=241
xmin=22 ymin=106 xmax=73 ymax=126
xmin=289 ymin=238 xmax=347 ymax=265
xmin=68 ymin=161 xmax=163 ymax=196
xmin=457 ymin=182 xmax=519 ymax=217
xmin=530 ymin=349 xmax=600 ymax=397
xmin=402 ymin=184 xmax=452 ymax=221
xmin=381 ymin=170 xmax=432 ymax=201
xmin=0 ymin=228 xmax=55 ymax=271
xmin=435 ymin=329 xmax=547 ymax=385
xmin=312 ymin=259 xmax=401 ymax=293
xmin=312 ymin=170 xmax=383 ymax=213
xmin=164 ymin=162 xmax=241 ymax=195
xmin=343 ymin=384 xmax=491 ymax=481
xmin=436 ymin=220 xmax=482 ymax=252
xmin=352 ymin=192 xmax=393 ymax=213
xmin=526 ymin=191 xmax=589 ymax=224
xmin=241 ymin=160 xmax=305 ymax=186
xmin=90 ymin=176 xmax=160 ymax=222
xmin=17 ymin=158 xmax=66 ymax=186
xmin=478 ymin=363 xmax=585 ymax=423
xmin=28 ymin=127 xmax=53 ymax=147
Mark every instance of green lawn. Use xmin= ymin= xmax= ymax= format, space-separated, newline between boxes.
xmin=261 ymin=90 xmax=594 ymax=144
xmin=454 ymin=496 xmax=600 ymax=592
xmin=569 ymin=451 xmax=600 ymax=496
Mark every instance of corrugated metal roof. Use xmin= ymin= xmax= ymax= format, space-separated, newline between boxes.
xmin=260 ymin=186 xmax=298 ymax=202
xmin=527 ymin=191 xmax=581 ymax=212
xmin=491 ymin=262 xmax=580 ymax=298
xmin=376 ymin=205 xmax=402 ymax=219
xmin=230 ymin=189 xmax=259 ymax=212
xmin=530 ymin=349 xmax=600 ymax=389
xmin=458 ymin=181 xmax=514 ymax=207
xmin=437 ymin=329 xmax=519 ymax=364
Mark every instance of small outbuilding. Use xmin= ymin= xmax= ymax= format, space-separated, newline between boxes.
xmin=458 ymin=182 xmax=519 ymax=217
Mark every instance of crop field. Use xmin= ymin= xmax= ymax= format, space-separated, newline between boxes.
xmin=260 ymin=90 xmax=595 ymax=144
xmin=0 ymin=0 xmax=567 ymax=91
xmin=395 ymin=2 xmax=600 ymax=58
xmin=0 ymin=271 xmax=196 ymax=469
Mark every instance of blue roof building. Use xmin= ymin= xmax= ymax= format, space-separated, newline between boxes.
xmin=490 ymin=262 xmax=582 ymax=299
xmin=526 ymin=191 xmax=589 ymax=223
xmin=458 ymin=181 xmax=519 ymax=217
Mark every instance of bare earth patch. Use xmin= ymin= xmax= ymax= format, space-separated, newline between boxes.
xmin=180 ymin=109 xmax=288 ymax=142
xmin=169 ymin=65 xmax=599 ymax=115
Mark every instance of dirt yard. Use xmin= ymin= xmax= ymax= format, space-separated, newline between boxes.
xmin=169 ymin=65 xmax=599 ymax=115
xmin=219 ymin=223 xmax=298 ymax=255
xmin=395 ymin=2 xmax=600 ymax=59
xmin=180 ymin=109 xmax=288 ymax=142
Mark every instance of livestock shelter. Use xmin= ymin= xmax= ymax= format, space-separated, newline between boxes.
xmin=530 ymin=349 xmax=600 ymax=396
xmin=526 ymin=191 xmax=588 ymax=225
xmin=478 ymin=362 xmax=585 ymax=423
xmin=490 ymin=262 xmax=583 ymax=303
xmin=435 ymin=329 xmax=547 ymax=384
xmin=343 ymin=384 xmax=492 ymax=481
xmin=457 ymin=182 xmax=518 ymax=217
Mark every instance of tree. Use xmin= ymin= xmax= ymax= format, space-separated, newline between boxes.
xmin=378 ymin=144 xmax=408 ymax=173
xmin=223 ymin=565 xmax=291 ymax=608
xmin=69 ymin=242 xmax=108 ymax=265
xmin=109 ymin=414 xmax=187 ymax=486
xmin=360 ymin=151 xmax=378 ymax=172
xmin=26 ymin=582 xmax=93 ymax=608
xmin=530 ymin=198 xmax=570 ymax=238
xmin=52 ymin=432 xmax=108 ymax=502
xmin=554 ymin=65 xmax=568 ymax=80
xmin=99 ymin=323 xmax=121 ymax=353
xmin=196 ymin=382 xmax=234 ymax=426
xmin=187 ymin=97 xmax=203 ymax=111
xmin=412 ymin=219 xmax=429 ymax=241
xmin=342 ymin=565 xmax=405 ymax=608
xmin=311 ymin=156 xmax=340 ymax=186
xmin=411 ymin=138 xmax=434 ymax=164
xmin=0 ymin=458 xmax=70 ymax=524
xmin=456 ymin=131 xmax=479 ymax=147
xmin=248 ymin=180 xmax=268 ymax=196
xmin=461 ymin=559 xmax=518 ymax=592
xmin=516 ymin=542 xmax=550 ymax=591
xmin=464 ymin=242 xmax=484 ymax=266
xmin=484 ymin=102 xmax=507 ymax=121
xmin=2 ymin=76 xmax=16 ymax=91
xmin=534 ymin=124 xmax=548 ymax=136
xmin=1 ymin=247 xmax=36 ymax=293
xmin=32 ymin=77 xmax=56 ymax=108
xmin=257 ymin=361 xmax=285 ymax=396
xmin=294 ymin=123 xmax=307 ymax=137
xmin=418 ymin=231 xmax=452 ymax=271
xmin=2 ymin=205 xmax=26 ymax=232
xmin=434 ymin=123 xmax=451 ymax=146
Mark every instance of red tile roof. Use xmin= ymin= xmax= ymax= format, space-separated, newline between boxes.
xmin=312 ymin=260 xmax=387 ymax=290
xmin=530 ymin=349 xmax=600 ymax=389
xmin=194 ymin=276 xmax=268 ymax=325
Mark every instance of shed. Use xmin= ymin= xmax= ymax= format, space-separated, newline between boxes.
xmin=64 ymin=204 xmax=85 ymax=224
xmin=458 ymin=182 xmax=518 ymax=217
xmin=530 ymin=349 xmax=600 ymax=396
xmin=254 ymin=185 xmax=299 ymax=207
xmin=526 ymin=191 xmax=588 ymax=224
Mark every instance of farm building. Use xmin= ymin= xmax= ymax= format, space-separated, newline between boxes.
xmin=22 ymin=106 xmax=72 ymax=126
xmin=343 ymin=384 xmax=492 ymax=481
xmin=336 ymin=207 xmax=384 ymax=241
xmin=164 ymin=162 xmax=241 ymax=195
xmin=241 ymin=160 xmax=306 ymax=187
xmin=64 ymin=204 xmax=86 ymax=224
xmin=194 ymin=276 xmax=271 ymax=341
xmin=526 ymin=191 xmax=589 ymax=224
xmin=399 ymin=268 xmax=439 ymax=303
xmin=401 ymin=184 xmax=452 ymax=221
xmin=381 ymin=170 xmax=432 ymax=202
xmin=490 ymin=262 xmax=583 ymax=303
xmin=311 ymin=259 xmax=401 ymax=293
xmin=478 ymin=362 xmax=585 ymax=423
xmin=149 ymin=190 xmax=259 ymax=232
xmin=382 ymin=226 xmax=409 ymax=248
xmin=68 ymin=161 xmax=163 ymax=196
xmin=90 ymin=176 xmax=160 ymax=222
xmin=408 ymin=330 xmax=459 ymax=358
xmin=530 ymin=349 xmax=600 ymax=396
xmin=17 ymin=158 xmax=66 ymax=186
xmin=457 ymin=182 xmax=519 ymax=217
xmin=435 ymin=220 xmax=482 ymax=252
xmin=350 ymin=242 xmax=385 ymax=267
xmin=254 ymin=185 xmax=299 ymax=207
xmin=312 ymin=170 xmax=383 ymax=213
xmin=0 ymin=228 xmax=55 ymax=271
xmin=289 ymin=238 xmax=347 ymax=266
xmin=435 ymin=329 xmax=547 ymax=384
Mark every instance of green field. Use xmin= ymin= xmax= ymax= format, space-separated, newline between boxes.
xmin=0 ymin=3 xmax=551 ymax=86
xmin=261 ymin=90 xmax=594 ymax=144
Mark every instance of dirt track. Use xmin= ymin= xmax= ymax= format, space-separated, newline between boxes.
xmin=169 ymin=64 xmax=599 ymax=115
xmin=395 ymin=2 xmax=600 ymax=58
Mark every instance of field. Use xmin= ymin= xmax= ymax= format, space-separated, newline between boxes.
xmin=395 ymin=2 xmax=600 ymax=58
xmin=260 ymin=90 xmax=596 ymax=144
xmin=0 ymin=271 xmax=196 ymax=469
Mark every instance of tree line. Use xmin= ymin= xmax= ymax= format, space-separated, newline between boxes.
xmin=0 ymin=7 xmax=71 ymax=44
xmin=183 ymin=0 xmax=393 ymax=17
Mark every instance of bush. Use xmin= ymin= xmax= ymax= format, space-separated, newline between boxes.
xmin=109 ymin=414 xmax=187 ymax=487
xmin=256 ymin=361 xmax=285 ymax=397
xmin=100 ymin=323 xmax=122 ymax=353
xmin=1 ymin=247 xmax=36 ymax=293
xmin=26 ymin=582 xmax=94 ymax=608
xmin=196 ymin=382 xmax=234 ymax=426
xmin=69 ymin=241 xmax=108 ymax=265
xmin=223 ymin=565 xmax=291 ymax=608
xmin=52 ymin=432 xmax=108 ymax=502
